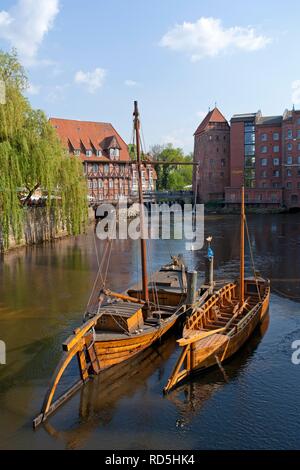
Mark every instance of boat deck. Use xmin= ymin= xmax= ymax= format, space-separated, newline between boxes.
xmin=95 ymin=324 xmax=156 ymax=341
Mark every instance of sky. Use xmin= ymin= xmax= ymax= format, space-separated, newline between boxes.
xmin=0 ymin=0 xmax=300 ymax=153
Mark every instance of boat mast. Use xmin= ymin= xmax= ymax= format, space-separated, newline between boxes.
xmin=240 ymin=186 xmax=245 ymax=304
xmin=133 ymin=101 xmax=149 ymax=304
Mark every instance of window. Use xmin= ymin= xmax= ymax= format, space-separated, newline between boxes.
xmin=273 ymin=132 xmax=279 ymax=141
xmin=287 ymin=129 xmax=293 ymax=139
xmin=97 ymin=150 xmax=102 ymax=157
xmin=110 ymin=148 xmax=120 ymax=159
xmin=109 ymin=180 xmax=113 ymax=189
xmin=98 ymin=180 xmax=103 ymax=189
xmin=297 ymin=130 xmax=300 ymax=139
xmin=298 ymin=169 xmax=300 ymax=176
xmin=273 ymin=145 xmax=280 ymax=153
xmin=287 ymin=143 xmax=293 ymax=151
xmin=261 ymin=134 xmax=268 ymax=142
xmin=88 ymin=180 xmax=92 ymax=189
xmin=245 ymin=145 xmax=255 ymax=156
xmin=272 ymin=182 xmax=280 ymax=189
xmin=245 ymin=133 xmax=255 ymax=144
xmin=93 ymin=164 xmax=98 ymax=173
xmin=287 ymin=156 xmax=293 ymax=165
xmin=86 ymin=150 xmax=92 ymax=157
xmin=74 ymin=149 xmax=80 ymax=156
xmin=221 ymin=159 xmax=226 ymax=167
xmin=298 ymin=143 xmax=300 ymax=151
xmin=273 ymin=170 xmax=280 ymax=177
xmin=256 ymin=193 xmax=262 ymax=201
xmin=260 ymin=182 xmax=266 ymax=189
xmin=298 ymin=118 xmax=300 ymax=125
xmin=261 ymin=170 xmax=267 ymax=178
xmin=93 ymin=180 xmax=97 ymax=190
xmin=298 ymin=156 xmax=300 ymax=164
xmin=220 ymin=172 xmax=224 ymax=177
xmin=273 ymin=158 xmax=280 ymax=166
xmin=261 ymin=146 xmax=267 ymax=153
xmin=104 ymin=164 xmax=109 ymax=174
xmin=286 ymin=182 xmax=292 ymax=189
xmin=245 ymin=157 xmax=255 ymax=168
xmin=287 ymin=169 xmax=292 ymax=177
xmin=245 ymin=123 xmax=255 ymax=132
xmin=261 ymin=158 xmax=267 ymax=166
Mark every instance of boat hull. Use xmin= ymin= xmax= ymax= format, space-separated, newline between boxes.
xmin=190 ymin=290 xmax=270 ymax=372
xmin=164 ymin=279 xmax=270 ymax=392
xmin=94 ymin=315 xmax=178 ymax=370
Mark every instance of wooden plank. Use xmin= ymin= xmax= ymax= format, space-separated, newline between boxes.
xmin=33 ymin=380 xmax=84 ymax=429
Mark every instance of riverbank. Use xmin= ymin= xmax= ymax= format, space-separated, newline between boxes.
xmin=204 ymin=204 xmax=287 ymax=215
xmin=0 ymin=206 xmax=95 ymax=254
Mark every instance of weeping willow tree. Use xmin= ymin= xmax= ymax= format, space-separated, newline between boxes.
xmin=0 ymin=50 xmax=88 ymax=249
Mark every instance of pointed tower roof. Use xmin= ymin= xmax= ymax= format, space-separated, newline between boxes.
xmin=194 ymin=107 xmax=228 ymax=135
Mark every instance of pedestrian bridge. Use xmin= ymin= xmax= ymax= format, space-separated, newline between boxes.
xmin=142 ymin=190 xmax=194 ymax=204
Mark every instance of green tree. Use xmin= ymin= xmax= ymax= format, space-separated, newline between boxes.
xmin=150 ymin=144 xmax=193 ymax=190
xmin=0 ymin=50 xmax=88 ymax=249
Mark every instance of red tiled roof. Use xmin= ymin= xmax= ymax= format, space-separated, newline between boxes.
xmin=194 ymin=107 xmax=228 ymax=135
xmin=50 ymin=118 xmax=130 ymax=162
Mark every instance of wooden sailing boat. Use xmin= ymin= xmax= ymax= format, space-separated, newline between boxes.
xmin=33 ymin=102 xmax=210 ymax=428
xmin=164 ymin=186 xmax=270 ymax=393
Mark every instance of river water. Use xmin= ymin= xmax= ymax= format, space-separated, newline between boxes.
xmin=0 ymin=214 xmax=300 ymax=450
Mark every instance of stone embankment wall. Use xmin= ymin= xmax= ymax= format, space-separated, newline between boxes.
xmin=1 ymin=207 xmax=95 ymax=253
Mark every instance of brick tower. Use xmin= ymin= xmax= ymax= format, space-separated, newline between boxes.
xmin=193 ymin=107 xmax=230 ymax=203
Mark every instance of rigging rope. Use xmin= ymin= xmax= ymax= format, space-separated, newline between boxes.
xmin=245 ymin=216 xmax=262 ymax=302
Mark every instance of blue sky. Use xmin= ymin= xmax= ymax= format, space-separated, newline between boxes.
xmin=1 ymin=0 xmax=300 ymax=152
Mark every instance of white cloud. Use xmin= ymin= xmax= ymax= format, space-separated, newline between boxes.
xmin=160 ymin=17 xmax=272 ymax=61
xmin=162 ymin=128 xmax=194 ymax=151
xmin=125 ymin=80 xmax=140 ymax=87
xmin=292 ymin=81 xmax=300 ymax=105
xmin=0 ymin=11 xmax=12 ymax=27
xmin=27 ymin=83 xmax=41 ymax=95
xmin=75 ymin=68 xmax=106 ymax=93
xmin=0 ymin=0 xmax=60 ymax=65
xmin=46 ymin=83 xmax=69 ymax=103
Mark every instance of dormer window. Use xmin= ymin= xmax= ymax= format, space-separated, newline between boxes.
xmin=97 ymin=150 xmax=102 ymax=157
xmin=74 ymin=149 xmax=80 ymax=156
xmin=86 ymin=150 xmax=92 ymax=157
xmin=110 ymin=148 xmax=120 ymax=159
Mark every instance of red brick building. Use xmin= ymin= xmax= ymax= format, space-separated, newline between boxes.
xmin=194 ymin=107 xmax=300 ymax=209
xmin=193 ymin=108 xmax=230 ymax=202
xmin=50 ymin=118 xmax=156 ymax=202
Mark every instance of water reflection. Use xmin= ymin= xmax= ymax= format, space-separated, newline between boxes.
xmin=0 ymin=213 xmax=300 ymax=449
xmin=167 ymin=316 xmax=270 ymax=427
xmin=42 ymin=337 xmax=177 ymax=449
